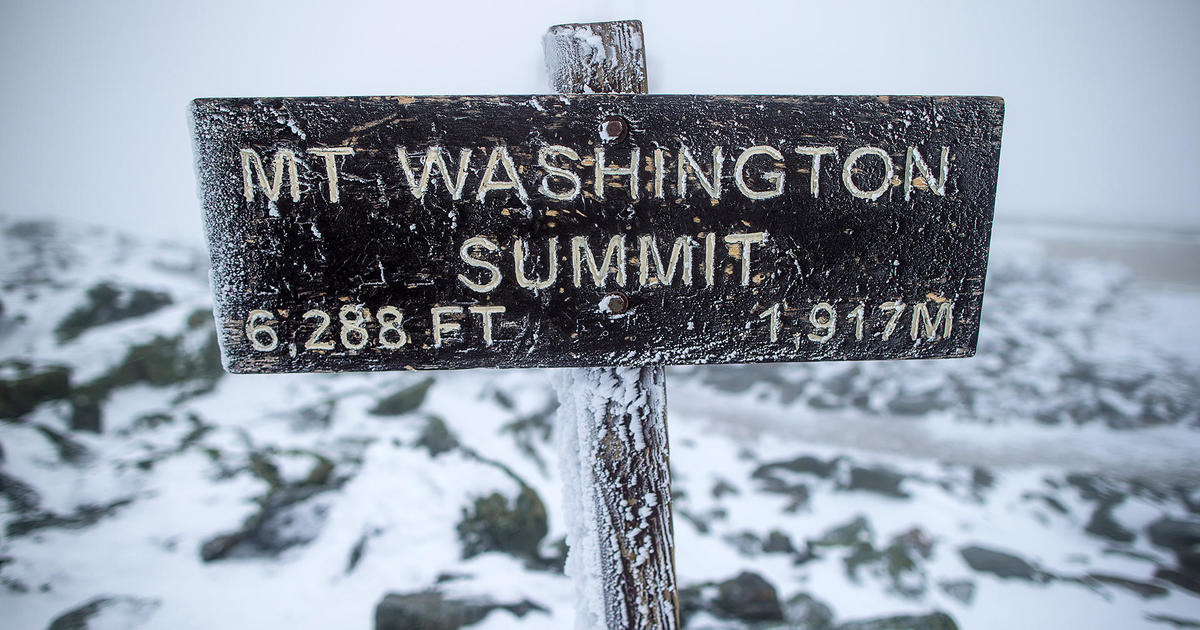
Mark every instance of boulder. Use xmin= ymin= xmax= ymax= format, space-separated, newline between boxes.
xmin=1084 ymin=497 xmax=1136 ymax=543
xmin=456 ymin=485 xmax=548 ymax=563
xmin=200 ymin=485 xmax=332 ymax=561
xmin=371 ymin=378 xmax=434 ymax=415
xmin=783 ymin=592 xmax=834 ymax=630
xmin=1147 ymin=517 xmax=1200 ymax=553
xmin=812 ymin=515 xmax=872 ymax=548
xmin=416 ymin=416 xmax=459 ymax=456
xmin=763 ymin=530 xmax=797 ymax=554
xmin=374 ymin=591 xmax=545 ymax=630
xmin=54 ymin=282 xmax=172 ymax=343
xmin=46 ymin=596 xmax=158 ymax=630
xmin=837 ymin=611 xmax=958 ymax=630
xmin=755 ymin=455 xmax=839 ymax=479
xmin=938 ymin=579 xmax=976 ymax=605
xmin=0 ymin=470 xmax=41 ymax=513
xmin=844 ymin=466 xmax=910 ymax=499
xmin=7 ymin=498 xmax=133 ymax=538
xmin=1154 ymin=567 xmax=1200 ymax=595
xmin=712 ymin=571 xmax=784 ymax=622
xmin=1086 ymin=573 xmax=1169 ymax=599
xmin=69 ymin=394 xmax=103 ymax=433
xmin=0 ymin=364 xmax=71 ymax=419
xmin=959 ymin=545 xmax=1046 ymax=582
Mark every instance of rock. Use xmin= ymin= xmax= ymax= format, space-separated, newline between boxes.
xmin=840 ymin=531 xmax=934 ymax=599
xmin=69 ymin=394 xmax=103 ymax=433
xmin=755 ymin=455 xmax=839 ymax=479
xmin=1144 ymin=613 xmax=1200 ymax=628
xmin=813 ymin=515 xmax=872 ymax=548
xmin=33 ymin=424 xmax=90 ymax=464
xmin=345 ymin=531 xmax=369 ymax=574
xmin=1025 ymin=491 xmax=1069 ymax=515
xmin=253 ymin=497 xmax=330 ymax=552
xmin=0 ymin=364 xmax=71 ymax=419
xmin=0 ymin=470 xmax=41 ymax=513
xmin=724 ymin=531 xmax=762 ymax=556
xmin=1147 ymin=517 xmax=1200 ymax=553
xmin=844 ymin=465 xmax=910 ymax=499
xmin=836 ymin=611 xmax=959 ymax=630
xmin=676 ymin=584 xmax=709 ymax=629
xmin=416 ymin=416 xmax=459 ymax=456
xmin=783 ymin=592 xmax=834 ymax=630
xmin=1179 ymin=545 xmax=1200 ymax=573
xmin=54 ymin=282 xmax=172 ymax=343
xmin=456 ymin=485 xmax=548 ymax=563
xmin=1155 ymin=567 xmax=1200 ymax=595
xmin=87 ymin=331 xmax=223 ymax=392
xmin=200 ymin=485 xmax=332 ymax=561
xmin=712 ymin=571 xmax=784 ymax=622
xmin=303 ymin=455 xmax=336 ymax=487
xmin=711 ymin=478 xmax=739 ymax=499
xmin=844 ymin=541 xmax=882 ymax=583
xmin=1086 ymin=572 xmax=1169 ymax=599
xmin=959 ymin=545 xmax=1046 ymax=582
xmin=247 ymin=452 xmax=283 ymax=489
xmin=750 ymin=465 xmax=811 ymax=504
xmin=938 ymin=579 xmax=976 ymax=605
xmin=971 ymin=467 xmax=995 ymax=491
xmin=1065 ymin=473 xmax=1119 ymax=502
xmin=1084 ymin=497 xmax=1136 ymax=543
xmin=374 ymin=591 xmax=545 ymax=630
xmin=371 ymin=378 xmax=434 ymax=415
xmin=199 ymin=532 xmax=242 ymax=563
xmin=881 ymin=529 xmax=935 ymax=598
xmin=46 ymin=595 xmax=159 ymax=630
xmin=763 ymin=530 xmax=797 ymax=554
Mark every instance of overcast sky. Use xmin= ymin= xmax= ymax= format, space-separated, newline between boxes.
xmin=1 ymin=0 xmax=1197 ymax=244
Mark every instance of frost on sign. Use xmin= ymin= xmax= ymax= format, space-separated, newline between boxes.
xmin=189 ymin=95 xmax=1004 ymax=373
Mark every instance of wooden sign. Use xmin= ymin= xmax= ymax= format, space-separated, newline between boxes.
xmin=191 ymin=95 xmax=1003 ymax=373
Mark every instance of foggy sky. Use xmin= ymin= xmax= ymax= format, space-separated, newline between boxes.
xmin=1 ymin=0 xmax=1197 ymax=244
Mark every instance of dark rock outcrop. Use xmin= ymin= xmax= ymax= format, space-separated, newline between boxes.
xmin=374 ymin=591 xmax=545 ymax=630
xmin=712 ymin=571 xmax=784 ymax=622
xmin=0 ymin=364 xmax=71 ymax=419
xmin=371 ymin=378 xmax=434 ymax=416
xmin=456 ymin=485 xmax=548 ymax=564
xmin=54 ymin=282 xmax=172 ymax=343
xmin=45 ymin=595 xmax=158 ymax=630
xmin=960 ymin=545 xmax=1048 ymax=582
xmin=836 ymin=611 xmax=958 ymax=630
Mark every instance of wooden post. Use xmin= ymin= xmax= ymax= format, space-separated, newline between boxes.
xmin=544 ymin=21 xmax=680 ymax=630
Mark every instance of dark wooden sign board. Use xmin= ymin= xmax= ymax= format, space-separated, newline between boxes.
xmin=191 ymin=95 xmax=1003 ymax=373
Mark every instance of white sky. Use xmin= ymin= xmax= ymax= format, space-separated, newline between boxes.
xmin=1 ymin=0 xmax=1198 ymax=244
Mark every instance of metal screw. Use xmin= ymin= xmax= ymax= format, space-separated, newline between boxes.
xmin=600 ymin=291 xmax=629 ymax=315
xmin=599 ymin=115 xmax=629 ymax=143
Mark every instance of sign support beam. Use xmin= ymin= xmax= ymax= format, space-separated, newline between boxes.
xmin=545 ymin=21 xmax=680 ymax=630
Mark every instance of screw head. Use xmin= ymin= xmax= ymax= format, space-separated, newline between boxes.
xmin=599 ymin=116 xmax=629 ymax=143
xmin=599 ymin=292 xmax=629 ymax=315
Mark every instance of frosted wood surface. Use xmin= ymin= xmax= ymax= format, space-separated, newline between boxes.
xmin=544 ymin=21 xmax=648 ymax=94
xmin=556 ymin=366 xmax=676 ymax=630
xmin=189 ymin=94 xmax=1003 ymax=373
xmin=547 ymin=20 xmax=678 ymax=630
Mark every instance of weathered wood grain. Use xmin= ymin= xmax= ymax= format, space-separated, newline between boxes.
xmin=557 ymin=366 xmax=677 ymax=629
xmin=545 ymin=20 xmax=679 ymax=630
xmin=190 ymin=92 xmax=1003 ymax=373
xmin=544 ymin=20 xmax=648 ymax=94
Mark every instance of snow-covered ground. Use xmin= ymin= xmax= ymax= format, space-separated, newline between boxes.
xmin=1 ymin=216 xmax=1198 ymax=629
